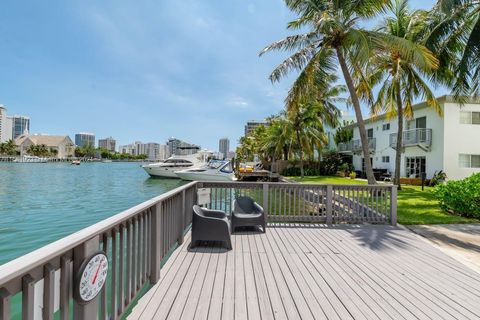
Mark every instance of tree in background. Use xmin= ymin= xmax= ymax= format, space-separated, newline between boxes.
xmin=334 ymin=121 xmax=354 ymax=145
xmin=0 ymin=140 xmax=17 ymax=156
xmin=427 ymin=0 xmax=480 ymax=98
xmin=371 ymin=0 xmax=441 ymax=189
xmin=27 ymin=144 xmax=50 ymax=157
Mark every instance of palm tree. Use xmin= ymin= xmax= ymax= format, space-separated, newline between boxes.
xmin=259 ymin=115 xmax=295 ymax=161
xmin=260 ymin=0 xmax=434 ymax=184
xmin=426 ymin=0 xmax=480 ymax=97
xmin=371 ymin=0 xmax=441 ymax=189
xmin=288 ymin=102 xmax=330 ymax=178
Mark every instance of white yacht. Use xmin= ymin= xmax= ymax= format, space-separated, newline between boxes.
xmin=174 ymin=160 xmax=235 ymax=181
xmin=142 ymin=154 xmax=206 ymax=178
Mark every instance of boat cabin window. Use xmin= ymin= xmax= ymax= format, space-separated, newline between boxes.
xmin=220 ymin=162 xmax=233 ymax=173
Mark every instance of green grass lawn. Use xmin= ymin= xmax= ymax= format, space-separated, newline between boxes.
xmin=289 ymin=176 xmax=480 ymax=225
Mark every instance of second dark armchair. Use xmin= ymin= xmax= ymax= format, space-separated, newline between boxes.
xmin=232 ymin=196 xmax=266 ymax=233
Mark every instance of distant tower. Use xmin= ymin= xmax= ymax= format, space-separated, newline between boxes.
xmin=8 ymin=115 xmax=30 ymax=139
xmin=219 ymin=138 xmax=230 ymax=160
xmin=75 ymin=132 xmax=96 ymax=148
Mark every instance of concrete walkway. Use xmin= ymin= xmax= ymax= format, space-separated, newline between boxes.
xmin=408 ymin=224 xmax=480 ymax=274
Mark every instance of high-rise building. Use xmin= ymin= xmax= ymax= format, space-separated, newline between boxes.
xmin=8 ymin=115 xmax=30 ymax=139
xmin=0 ymin=105 xmax=29 ymax=142
xmin=167 ymin=137 xmax=200 ymax=156
xmin=219 ymin=138 xmax=230 ymax=160
xmin=135 ymin=142 xmax=160 ymax=160
xmin=0 ymin=105 xmax=13 ymax=143
xmin=120 ymin=141 xmax=162 ymax=160
xmin=75 ymin=132 xmax=95 ymax=148
xmin=159 ymin=144 xmax=169 ymax=160
xmin=244 ymin=120 xmax=268 ymax=136
xmin=98 ymin=137 xmax=116 ymax=152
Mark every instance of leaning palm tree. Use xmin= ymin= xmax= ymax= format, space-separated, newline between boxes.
xmin=426 ymin=0 xmax=480 ymax=97
xmin=260 ymin=0 xmax=434 ymax=184
xmin=371 ymin=0 xmax=441 ymax=189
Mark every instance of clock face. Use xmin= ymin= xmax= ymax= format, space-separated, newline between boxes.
xmin=77 ymin=252 xmax=109 ymax=303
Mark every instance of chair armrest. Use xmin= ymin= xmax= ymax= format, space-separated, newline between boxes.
xmin=254 ymin=203 xmax=264 ymax=214
xmin=202 ymin=208 xmax=228 ymax=219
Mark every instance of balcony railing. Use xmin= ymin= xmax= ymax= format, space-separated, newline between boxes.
xmin=0 ymin=181 xmax=396 ymax=320
xmin=338 ymin=138 xmax=376 ymax=154
xmin=389 ymin=128 xmax=432 ymax=151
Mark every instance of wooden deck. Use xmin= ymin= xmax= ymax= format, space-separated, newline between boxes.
xmin=128 ymin=224 xmax=480 ymax=320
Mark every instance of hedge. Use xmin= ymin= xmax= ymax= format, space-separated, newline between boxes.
xmin=433 ymin=173 xmax=480 ymax=219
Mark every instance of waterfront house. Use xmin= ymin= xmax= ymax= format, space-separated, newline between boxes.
xmin=15 ymin=134 xmax=75 ymax=158
xmin=337 ymin=95 xmax=480 ymax=180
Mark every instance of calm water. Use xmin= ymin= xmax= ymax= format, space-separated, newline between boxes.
xmin=0 ymin=162 xmax=184 ymax=264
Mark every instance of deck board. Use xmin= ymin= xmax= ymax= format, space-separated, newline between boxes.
xmin=128 ymin=225 xmax=480 ymax=320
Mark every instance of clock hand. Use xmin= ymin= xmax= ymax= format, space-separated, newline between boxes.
xmin=92 ymin=259 xmax=104 ymax=285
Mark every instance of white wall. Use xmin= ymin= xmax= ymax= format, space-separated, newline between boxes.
xmin=443 ymin=102 xmax=480 ymax=179
xmin=350 ymin=104 xmax=445 ymax=179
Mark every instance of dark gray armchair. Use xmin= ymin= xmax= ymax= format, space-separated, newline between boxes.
xmin=232 ymin=196 xmax=266 ymax=233
xmin=191 ymin=205 xmax=232 ymax=250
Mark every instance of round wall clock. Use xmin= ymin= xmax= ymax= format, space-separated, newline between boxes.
xmin=74 ymin=251 xmax=109 ymax=304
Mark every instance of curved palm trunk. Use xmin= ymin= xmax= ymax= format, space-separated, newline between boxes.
xmin=394 ymin=89 xmax=403 ymax=190
xmin=336 ymin=48 xmax=376 ymax=184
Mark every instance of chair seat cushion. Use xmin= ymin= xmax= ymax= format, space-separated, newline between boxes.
xmin=233 ymin=212 xmax=263 ymax=219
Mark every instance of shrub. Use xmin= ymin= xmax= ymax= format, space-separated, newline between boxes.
xmin=349 ymin=172 xmax=356 ymax=179
xmin=433 ymin=173 xmax=480 ymax=219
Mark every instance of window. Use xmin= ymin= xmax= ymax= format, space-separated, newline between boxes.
xmin=406 ymin=157 xmax=426 ymax=178
xmin=459 ymin=154 xmax=480 ymax=168
xmin=367 ymin=128 xmax=374 ymax=139
xmin=382 ymin=123 xmax=390 ymax=131
xmin=382 ymin=156 xmax=390 ymax=163
xmin=460 ymin=111 xmax=480 ymax=124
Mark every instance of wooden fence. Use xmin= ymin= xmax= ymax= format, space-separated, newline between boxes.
xmin=0 ymin=181 xmax=396 ymax=320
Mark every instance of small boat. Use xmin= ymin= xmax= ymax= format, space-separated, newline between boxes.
xmin=71 ymin=160 xmax=81 ymax=165
xmin=142 ymin=154 xmax=206 ymax=178
xmin=102 ymin=159 xmax=113 ymax=163
xmin=174 ymin=160 xmax=235 ymax=181
xmin=14 ymin=155 xmax=48 ymax=163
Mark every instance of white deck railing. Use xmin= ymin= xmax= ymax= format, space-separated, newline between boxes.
xmin=0 ymin=181 xmax=396 ymax=320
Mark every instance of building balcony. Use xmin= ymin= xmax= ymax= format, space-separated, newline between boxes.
xmin=338 ymin=138 xmax=376 ymax=154
xmin=389 ymin=128 xmax=432 ymax=151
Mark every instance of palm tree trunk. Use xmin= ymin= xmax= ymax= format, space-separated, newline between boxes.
xmin=335 ymin=48 xmax=376 ymax=184
xmin=394 ymin=88 xmax=403 ymax=190
xmin=296 ymin=130 xmax=304 ymax=178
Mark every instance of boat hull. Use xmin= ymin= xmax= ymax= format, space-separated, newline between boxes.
xmin=174 ymin=171 xmax=234 ymax=182
xmin=142 ymin=165 xmax=182 ymax=178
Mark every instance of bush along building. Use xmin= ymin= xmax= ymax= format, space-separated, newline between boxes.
xmin=336 ymin=96 xmax=480 ymax=180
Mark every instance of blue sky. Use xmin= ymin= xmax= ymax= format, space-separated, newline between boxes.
xmin=0 ymin=0 xmax=440 ymax=150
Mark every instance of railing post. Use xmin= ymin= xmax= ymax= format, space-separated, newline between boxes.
xmin=263 ymin=183 xmax=269 ymax=225
xmin=390 ymin=185 xmax=397 ymax=226
xmin=178 ymin=190 xmax=186 ymax=245
xmin=326 ymin=185 xmax=333 ymax=225
xmin=73 ymin=235 xmax=99 ymax=320
xmin=0 ymin=288 xmax=11 ymax=320
xmin=43 ymin=263 xmax=56 ymax=320
xmin=150 ymin=202 xmax=162 ymax=284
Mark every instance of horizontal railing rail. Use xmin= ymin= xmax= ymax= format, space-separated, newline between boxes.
xmin=0 ymin=180 xmax=397 ymax=319
xmin=389 ymin=128 xmax=432 ymax=148
xmin=338 ymin=138 xmax=376 ymax=153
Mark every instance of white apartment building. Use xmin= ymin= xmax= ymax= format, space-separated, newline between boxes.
xmin=0 ymin=106 xmax=13 ymax=143
xmin=337 ymin=96 xmax=480 ymax=180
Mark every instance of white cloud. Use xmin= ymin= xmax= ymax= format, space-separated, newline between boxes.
xmin=228 ymin=96 xmax=249 ymax=108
